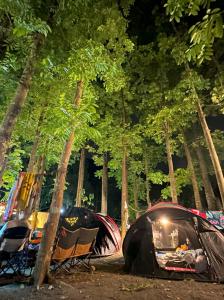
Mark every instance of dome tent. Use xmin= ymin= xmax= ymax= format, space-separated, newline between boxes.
xmin=123 ymin=202 xmax=224 ymax=282
xmin=59 ymin=207 xmax=121 ymax=257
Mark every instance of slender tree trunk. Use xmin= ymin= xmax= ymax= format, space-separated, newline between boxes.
xmin=186 ymin=64 xmax=224 ymax=208
xmin=75 ymin=148 xmax=86 ymax=207
xmin=144 ymin=151 xmax=151 ymax=207
xmin=164 ymin=122 xmax=178 ymax=203
xmin=0 ymin=34 xmax=43 ymax=172
xmin=101 ymin=152 xmax=108 ymax=215
xmin=33 ymin=131 xmax=75 ymax=287
xmin=121 ymin=146 xmax=128 ymax=241
xmin=33 ymin=80 xmax=84 ymax=288
xmin=196 ymin=101 xmax=224 ymax=208
xmin=33 ymin=155 xmax=46 ymax=212
xmin=27 ymin=109 xmax=45 ymax=173
xmin=195 ymin=146 xmax=217 ymax=210
xmin=24 ymin=155 xmax=46 ymax=219
xmin=133 ymin=176 xmax=140 ymax=219
xmin=183 ymin=140 xmax=202 ymax=209
xmin=27 ymin=133 xmax=41 ymax=173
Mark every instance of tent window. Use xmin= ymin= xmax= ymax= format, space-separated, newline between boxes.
xmin=152 ymin=218 xmax=208 ymax=273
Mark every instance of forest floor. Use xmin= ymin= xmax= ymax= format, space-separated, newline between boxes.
xmin=0 ymin=253 xmax=224 ymax=300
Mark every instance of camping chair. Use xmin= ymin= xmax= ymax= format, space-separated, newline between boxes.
xmin=0 ymin=226 xmax=31 ymax=276
xmin=51 ymin=227 xmax=80 ymax=273
xmin=71 ymin=227 xmax=99 ymax=272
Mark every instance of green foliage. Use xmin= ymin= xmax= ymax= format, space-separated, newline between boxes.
xmin=165 ymin=0 xmax=210 ymax=22
xmin=81 ymin=189 xmax=95 ymax=209
xmin=161 ymin=168 xmax=190 ymax=199
xmin=148 ymin=171 xmax=168 ymax=185
xmin=165 ymin=0 xmax=224 ymax=62
xmin=2 ymin=143 xmax=25 ymax=191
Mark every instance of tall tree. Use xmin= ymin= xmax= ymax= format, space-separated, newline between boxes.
xmin=33 ymin=80 xmax=84 ymax=287
xmin=183 ymin=139 xmax=202 ymax=209
xmin=101 ymin=152 xmax=108 ymax=215
xmin=0 ymin=0 xmax=52 ymax=170
xmin=164 ymin=121 xmax=178 ymax=203
xmin=75 ymin=148 xmax=86 ymax=207
xmin=195 ymin=145 xmax=217 ymax=210
xmin=121 ymin=144 xmax=128 ymax=240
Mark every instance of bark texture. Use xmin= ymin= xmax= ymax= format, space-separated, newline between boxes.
xmin=195 ymin=146 xmax=217 ymax=210
xmin=121 ymin=147 xmax=128 ymax=241
xmin=101 ymin=153 xmax=108 ymax=215
xmin=133 ymin=177 xmax=140 ymax=219
xmin=144 ymin=152 xmax=151 ymax=208
xmin=164 ymin=122 xmax=178 ymax=203
xmin=183 ymin=141 xmax=202 ymax=210
xmin=75 ymin=148 xmax=86 ymax=207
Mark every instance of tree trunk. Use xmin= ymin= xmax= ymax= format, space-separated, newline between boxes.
xmin=144 ymin=151 xmax=151 ymax=207
xmin=195 ymin=146 xmax=217 ymax=210
xmin=33 ymin=155 xmax=46 ymax=212
xmin=75 ymin=148 xmax=86 ymax=207
xmin=183 ymin=140 xmax=202 ymax=209
xmin=101 ymin=152 xmax=108 ymax=215
xmin=121 ymin=147 xmax=128 ymax=241
xmin=27 ymin=133 xmax=41 ymax=173
xmin=0 ymin=34 xmax=43 ymax=173
xmin=27 ymin=109 xmax=45 ymax=173
xmin=32 ymin=131 xmax=75 ymax=288
xmin=24 ymin=155 xmax=46 ymax=219
xmin=33 ymin=80 xmax=84 ymax=288
xmin=186 ymin=64 xmax=224 ymax=208
xmin=164 ymin=122 xmax=178 ymax=203
xmin=196 ymin=100 xmax=224 ymax=208
xmin=133 ymin=177 xmax=140 ymax=219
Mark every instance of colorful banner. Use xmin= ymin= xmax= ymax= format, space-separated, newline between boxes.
xmin=205 ymin=211 xmax=224 ymax=230
xmin=191 ymin=209 xmax=224 ymax=230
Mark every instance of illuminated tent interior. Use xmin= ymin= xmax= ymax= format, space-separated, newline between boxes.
xmin=123 ymin=202 xmax=224 ymax=282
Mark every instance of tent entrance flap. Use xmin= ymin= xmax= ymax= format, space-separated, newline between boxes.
xmin=152 ymin=218 xmax=208 ymax=273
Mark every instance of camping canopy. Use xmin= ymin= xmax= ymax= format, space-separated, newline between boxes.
xmin=59 ymin=207 xmax=121 ymax=257
xmin=123 ymin=202 xmax=224 ymax=282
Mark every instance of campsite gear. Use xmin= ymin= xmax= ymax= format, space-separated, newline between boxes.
xmin=51 ymin=227 xmax=98 ymax=273
xmin=123 ymin=202 xmax=224 ymax=282
xmin=16 ymin=173 xmax=36 ymax=210
xmin=3 ymin=172 xmax=40 ymax=222
xmin=30 ymin=230 xmax=43 ymax=245
xmin=59 ymin=207 xmax=121 ymax=257
xmin=0 ymin=226 xmax=31 ymax=276
xmin=70 ymin=227 xmax=99 ymax=271
xmin=3 ymin=183 xmax=17 ymax=222
xmin=3 ymin=173 xmax=25 ymax=221
xmin=51 ymin=227 xmax=80 ymax=273
xmin=29 ymin=211 xmax=49 ymax=230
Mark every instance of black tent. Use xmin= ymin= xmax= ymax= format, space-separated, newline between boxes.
xmin=123 ymin=202 xmax=224 ymax=282
xmin=59 ymin=207 xmax=121 ymax=257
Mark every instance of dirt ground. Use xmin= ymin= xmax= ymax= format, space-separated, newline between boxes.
xmin=0 ymin=254 xmax=224 ymax=300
